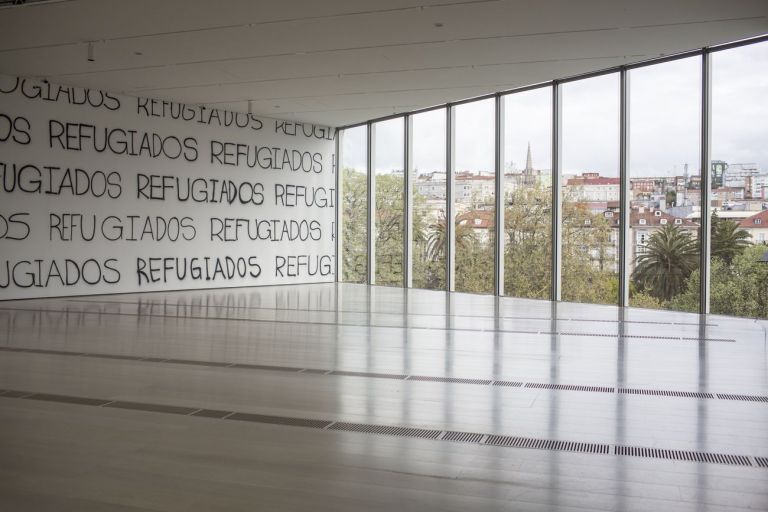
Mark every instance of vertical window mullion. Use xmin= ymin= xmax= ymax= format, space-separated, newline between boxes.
xmin=552 ymin=83 xmax=563 ymax=301
xmin=404 ymin=115 xmax=412 ymax=288
xmin=367 ymin=122 xmax=375 ymax=285
xmin=447 ymin=106 xmax=456 ymax=292
xmin=619 ymin=69 xmax=630 ymax=307
xmin=700 ymin=51 xmax=712 ymax=314
xmin=495 ymin=94 xmax=505 ymax=296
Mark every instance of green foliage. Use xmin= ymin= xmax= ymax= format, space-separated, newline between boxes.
xmin=711 ymin=213 xmax=751 ymax=265
xmin=374 ymin=173 xmax=405 ymax=286
xmin=561 ymin=190 xmax=619 ymax=305
xmin=632 ymin=224 xmax=698 ymax=301
xmin=342 ymin=167 xmax=767 ymax=319
xmin=341 ymin=168 xmax=368 ymax=283
xmin=665 ymin=189 xmax=677 ymax=206
xmin=504 ymin=185 xmax=551 ymax=299
xmin=668 ymin=245 xmax=768 ymax=318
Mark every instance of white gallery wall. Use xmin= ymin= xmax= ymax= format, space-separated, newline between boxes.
xmin=0 ymin=75 xmax=335 ymax=299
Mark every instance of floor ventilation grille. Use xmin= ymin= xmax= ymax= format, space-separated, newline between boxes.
xmin=619 ymin=388 xmax=714 ymax=399
xmin=615 ymin=446 xmax=751 ymax=466
xmin=484 ymin=435 xmax=610 ymax=454
xmin=3 ymin=389 xmax=765 ymax=467
xmin=492 ymin=380 xmax=524 ymax=387
xmin=229 ymin=363 xmax=304 ymax=372
xmin=328 ymin=422 xmax=441 ymax=439
xmin=330 ymin=370 xmax=406 ymax=379
xmin=226 ymin=412 xmax=332 ymax=429
xmin=103 ymin=401 xmax=199 ymax=415
xmin=407 ymin=376 xmax=492 ymax=385
xmin=526 ymin=383 xmax=614 ymax=393
xmin=441 ymin=431 xmax=485 ymax=443
xmin=716 ymin=393 xmax=768 ymax=403
xmin=25 ymin=393 xmax=112 ymax=407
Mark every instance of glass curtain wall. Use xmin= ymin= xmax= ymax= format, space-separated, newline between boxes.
xmin=628 ymin=57 xmax=701 ymax=312
xmin=502 ymin=87 xmax=553 ymax=299
xmin=338 ymin=37 xmax=768 ymax=319
xmin=341 ymin=125 xmax=368 ymax=283
xmin=411 ymin=109 xmax=447 ymax=290
xmin=372 ymin=118 xmax=405 ymax=286
xmin=453 ymin=99 xmax=496 ymax=294
xmin=711 ymin=41 xmax=768 ymax=318
xmin=561 ymin=73 xmax=620 ymax=305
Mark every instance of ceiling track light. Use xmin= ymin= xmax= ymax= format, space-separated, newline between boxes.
xmin=87 ymin=41 xmax=94 ymax=62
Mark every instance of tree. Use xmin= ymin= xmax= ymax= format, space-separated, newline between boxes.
xmin=668 ymin=245 xmax=768 ymax=318
xmin=425 ymin=212 xmax=476 ymax=263
xmin=504 ymin=184 xmax=551 ymax=299
xmin=711 ymin=213 xmax=751 ymax=265
xmin=561 ymin=190 xmax=619 ymax=305
xmin=632 ymin=224 xmax=698 ymax=301
xmin=341 ymin=168 xmax=368 ymax=283
xmin=665 ymin=189 xmax=677 ymax=207
xmin=374 ymin=173 xmax=405 ymax=286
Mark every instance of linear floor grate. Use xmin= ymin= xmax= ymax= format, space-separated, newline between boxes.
xmin=441 ymin=431 xmax=485 ymax=443
xmin=484 ymin=435 xmax=610 ymax=454
xmin=330 ymin=370 xmax=406 ymax=380
xmin=329 ymin=422 xmax=442 ymax=439
xmin=103 ymin=401 xmax=200 ymax=415
xmin=226 ymin=412 xmax=332 ymax=429
xmin=407 ymin=376 xmax=492 ymax=385
xmin=619 ymin=388 xmax=714 ymax=399
xmin=716 ymin=393 xmax=768 ymax=403
xmin=492 ymin=380 xmax=524 ymax=387
xmin=25 ymin=393 xmax=112 ymax=407
xmin=526 ymin=383 xmax=614 ymax=393
xmin=1 ymin=388 xmax=764 ymax=468
xmin=615 ymin=446 xmax=751 ymax=466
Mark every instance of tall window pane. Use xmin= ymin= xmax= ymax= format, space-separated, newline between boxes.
xmin=503 ymin=88 xmax=552 ymax=299
xmin=711 ymin=41 xmax=768 ymax=318
xmin=373 ymin=118 xmax=404 ymax=286
xmin=412 ymin=109 xmax=446 ymax=290
xmin=453 ymin=99 xmax=495 ymax=294
xmin=341 ymin=126 xmax=368 ymax=283
xmin=629 ymin=58 xmax=701 ymax=312
xmin=561 ymin=74 xmax=620 ymax=305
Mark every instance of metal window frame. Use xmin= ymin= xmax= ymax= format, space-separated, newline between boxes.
xmin=334 ymin=33 xmax=768 ymax=315
xmin=618 ymin=68 xmax=630 ymax=307
xmin=404 ymin=114 xmax=413 ymax=288
xmin=494 ymin=94 xmax=505 ymax=296
xmin=699 ymin=50 xmax=712 ymax=315
xmin=551 ymin=82 xmax=562 ymax=301
xmin=334 ymin=129 xmax=341 ymax=282
xmin=447 ymin=105 xmax=456 ymax=292
xmin=367 ymin=121 xmax=375 ymax=285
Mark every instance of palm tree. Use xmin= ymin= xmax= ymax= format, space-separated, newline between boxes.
xmin=711 ymin=214 xmax=751 ymax=264
xmin=425 ymin=213 xmax=476 ymax=262
xmin=632 ymin=224 xmax=698 ymax=301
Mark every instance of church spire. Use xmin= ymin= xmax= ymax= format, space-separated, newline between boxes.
xmin=523 ymin=142 xmax=534 ymax=185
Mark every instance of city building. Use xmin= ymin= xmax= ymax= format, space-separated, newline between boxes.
xmin=739 ymin=210 xmax=768 ymax=244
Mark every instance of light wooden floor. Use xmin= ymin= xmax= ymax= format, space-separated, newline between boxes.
xmin=1 ymin=283 xmax=767 ymax=511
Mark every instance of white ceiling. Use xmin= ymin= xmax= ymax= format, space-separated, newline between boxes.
xmin=0 ymin=0 xmax=766 ymax=127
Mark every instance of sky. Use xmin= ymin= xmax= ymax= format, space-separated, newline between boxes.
xmin=342 ymin=40 xmax=768 ymax=179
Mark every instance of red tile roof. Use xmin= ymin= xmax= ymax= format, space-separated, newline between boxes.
xmin=739 ymin=210 xmax=768 ymax=228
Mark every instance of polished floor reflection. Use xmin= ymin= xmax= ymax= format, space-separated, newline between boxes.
xmin=0 ymin=283 xmax=767 ymax=511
